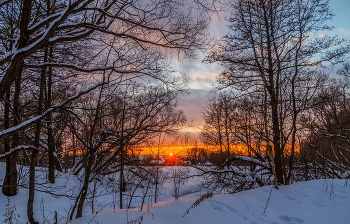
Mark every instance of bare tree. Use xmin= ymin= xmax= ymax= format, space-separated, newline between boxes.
xmin=0 ymin=0 xmax=21 ymax=197
xmin=0 ymin=1 xmax=212 ymax=223
xmin=200 ymin=92 xmax=236 ymax=163
xmin=66 ymin=81 xmax=186 ymax=219
xmin=205 ymin=0 xmax=349 ymax=186
xmin=299 ymin=79 xmax=350 ymax=179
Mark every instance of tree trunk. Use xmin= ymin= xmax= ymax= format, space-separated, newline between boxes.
xmin=154 ymin=165 xmax=159 ymax=203
xmin=2 ymin=88 xmax=18 ymax=196
xmin=47 ymin=47 xmax=55 ymax=183
xmin=216 ymin=106 xmax=224 ymax=163
xmin=120 ymin=99 xmax=126 ymax=209
xmin=27 ymin=47 xmax=47 ymax=224
xmin=72 ymin=134 xmax=76 ymax=167
xmin=2 ymin=0 xmax=33 ymax=196
xmin=76 ymin=154 xmax=94 ymax=218
xmin=224 ymin=99 xmax=231 ymax=157
xmin=263 ymin=86 xmax=279 ymax=189
xmin=119 ymin=146 xmax=124 ymax=209
xmin=262 ymin=0 xmax=284 ymax=185
xmin=270 ymin=98 xmax=284 ymax=184
xmin=0 ymin=0 xmax=32 ymax=98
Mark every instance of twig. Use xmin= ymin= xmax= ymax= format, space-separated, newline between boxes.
xmin=263 ymin=186 xmax=273 ymax=215
xmin=183 ymin=192 xmax=213 ymax=217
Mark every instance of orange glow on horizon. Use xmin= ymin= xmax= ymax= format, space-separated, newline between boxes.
xmin=62 ymin=144 xmax=300 ymax=156
xmin=135 ymin=144 xmax=300 ymax=156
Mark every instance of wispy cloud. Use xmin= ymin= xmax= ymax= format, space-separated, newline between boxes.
xmin=339 ymin=28 xmax=350 ymax=36
xmin=188 ymin=72 xmax=218 ymax=89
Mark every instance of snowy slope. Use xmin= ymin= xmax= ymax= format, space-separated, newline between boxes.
xmin=1 ymin=162 xmax=350 ymax=224
xmin=69 ymin=179 xmax=350 ymax=224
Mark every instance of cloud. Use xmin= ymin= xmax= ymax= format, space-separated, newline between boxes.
xmin=187 ymin=72 xmax=218 ymax=89
xmin=339 ymin=29 xmax=350 ymax=36
xmin=178 ymin=52 xmax=223 ymax=90
xmin=177 ymin=89 xmax=217 ymax=125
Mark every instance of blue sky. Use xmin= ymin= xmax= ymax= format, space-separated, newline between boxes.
xmin=176 ymin=0 xmax=350 ymax=135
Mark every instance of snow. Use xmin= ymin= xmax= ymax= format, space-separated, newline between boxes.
xmin=204 ymin=161 xmax=212 ymax=166
xmin=1 ymin=163 xmax=350 ymax=224
xmin=70 ymin=180 xmax=350 ymax=224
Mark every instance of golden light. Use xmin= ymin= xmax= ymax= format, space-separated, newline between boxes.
xmin=135 ymin=144 xmax=300 ymax=156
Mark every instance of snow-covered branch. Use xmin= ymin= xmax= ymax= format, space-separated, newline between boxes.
xmin=0 ymin=145 xmax=37 ymax=159
xmin=0 ymin=81 xmax=106 ymax=139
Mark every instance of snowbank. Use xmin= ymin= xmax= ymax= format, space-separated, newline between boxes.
xmin=1 ymin=162 xmax=349 ymax=224
xmin=70 ymin=179 xmax=350 ymax=224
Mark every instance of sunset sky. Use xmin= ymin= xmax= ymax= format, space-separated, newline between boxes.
xmin=175 ymin=0 xmax=350 ymax=138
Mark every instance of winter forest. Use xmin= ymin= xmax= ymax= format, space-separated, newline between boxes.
xmin=1 ymin=0 xmax=350 ymax=223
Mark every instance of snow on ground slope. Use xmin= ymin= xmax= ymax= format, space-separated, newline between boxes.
xmin=0 ymin=162 xmax=350 ymax=224
xmin=70 ymin=179 xmax=350 ymax=224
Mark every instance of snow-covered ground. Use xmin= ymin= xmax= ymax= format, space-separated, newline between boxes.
xmin=1 ymin=163 xmax=350 ymax=224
